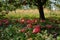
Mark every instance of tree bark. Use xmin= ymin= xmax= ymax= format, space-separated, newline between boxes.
xmin=38 ymin=6 xmax=45 ymax=20
xmin=36 ymin=0 xmax=47 ymax=20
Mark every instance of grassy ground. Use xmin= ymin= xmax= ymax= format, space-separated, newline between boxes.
xmin=6 ymin=8 xmax=60 ymax=19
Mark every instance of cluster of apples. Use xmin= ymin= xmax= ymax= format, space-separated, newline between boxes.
xmin=18 ymin=18 xmax=38 ymax=24
xmin=20 ymin=25 xmax=41 ymax=34
xmin=0 ymin=19 xmax=9 ymax=26
xmin=18 ymin=18 xmax=53 ymax=34
xmin=17 ymin=18 xmax=40 ymax=34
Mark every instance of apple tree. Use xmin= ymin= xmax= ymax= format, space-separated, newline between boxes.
xmin=22 ymin=0 xmax=48 ymax=20
xmin=34 ymin=0 xmax=47 ymax=20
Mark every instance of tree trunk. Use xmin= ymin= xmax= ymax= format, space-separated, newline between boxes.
xmin=38 ymin=6 xmax=45 ymax=20
xmin=36 ymin=0 xmax=47 ymax=20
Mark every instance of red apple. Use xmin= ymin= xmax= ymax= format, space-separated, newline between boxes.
xmin=5 ymin=20 xmax=9 ymax=25
xmin=34 ymin=25 xmax=41 ymax=28
xmin=2 ymin=19 xmax=9 ymax=25
xmin=27 ymin=24 xmax=32 ymax=28
xmin=46 ymin=24 xmax=52 ymax=29
xmin=20 ymin=28 xmax=26 ymax=33
xmin=32 ymin=27 xmax=40 ymax=34
xmin=20 ymin=18 xmax=25 ymax=24
xmin=34 ymin=19 xmax=38 ymax=23
xmin=32 ymin=19 xmax=38 ymax=24
xmin=2 ymin=19 xmax=7 ymax=22
xmin=40 ymin=20 xmax=45 ymax=22
xmin=26 ymin=20 xmax=32 ymax=24
xmin=32 ymin=25 xmax=41 ymax=34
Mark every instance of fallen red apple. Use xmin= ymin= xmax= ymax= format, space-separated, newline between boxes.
xmin=27 ymin=24 xmax=32 ymax=28
xmin=20 ymin=18 xmax=25 ymax=24
xmin=32 ymin=27 xmax=40 ymax=34
xmin=40 ymin=20 xmax=45 ymax=22
xmin=20 ymin=28 xmax=26 ymax=33
xmin=2 ymin=19 xmax=8 ymax=22
xmin=2 ymin=19 xmax=9 ymax=25
xmin=32 ymin=19 xmax=38 ymax=24
xmin=32 ymin=25 xmax=41 ymax=34
xmin=26 ymin=20 xmax=32 ymax=24
xmin=34 ymin=25 xmax=41 ymax=28
xmin=5 ymin=20 xmax=9 ymax=25
xmin=46 ymin=24 xmax=52 ymax=29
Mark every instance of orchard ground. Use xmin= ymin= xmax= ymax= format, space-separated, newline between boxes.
xmin=0 ymin=8 xmax=60 ymax=40
xmin=6 ymin=8 xmax=60 ymax=19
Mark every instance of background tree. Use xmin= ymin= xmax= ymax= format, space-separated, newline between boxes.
xmin=34 ymin=0 xmax=47 ymax=20
xmin=0 ymin=0 xmax=60 ymax=19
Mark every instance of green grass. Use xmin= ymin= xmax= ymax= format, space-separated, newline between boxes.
xmin=5 ymin=9 xmax=60 ymax=20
